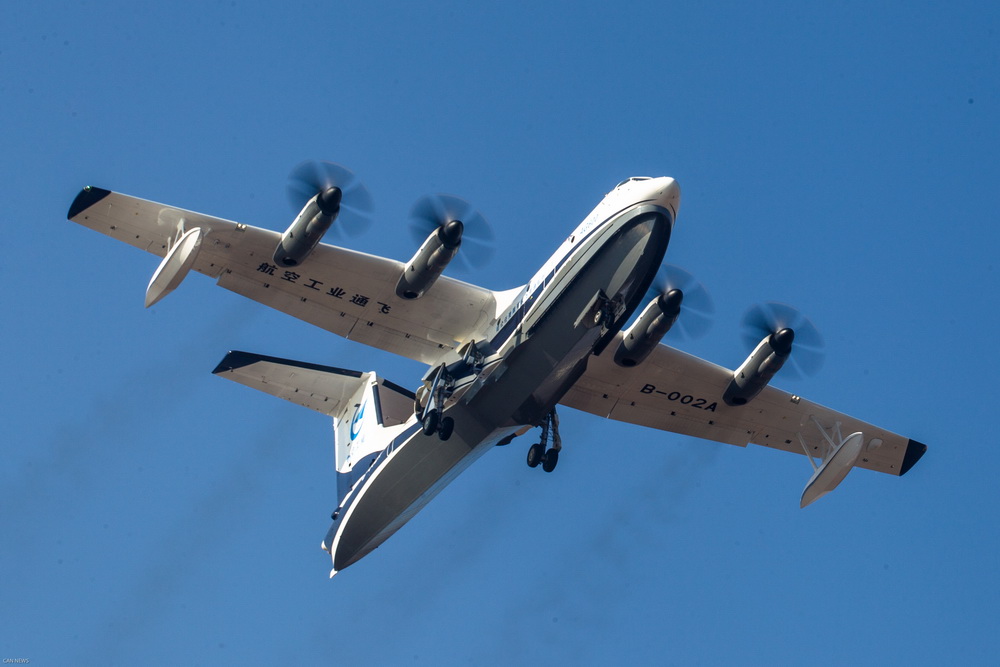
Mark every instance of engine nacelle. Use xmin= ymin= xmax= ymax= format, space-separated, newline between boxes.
xmin=395 ymin=220 xmax=463 ymax=299
xmin=723 ymin=328 xmax=794 ymax=406
xmin=613 ymin=290 xmax=682 ymax=367
xmin=273 ymin=187 xmax=342 ymax=267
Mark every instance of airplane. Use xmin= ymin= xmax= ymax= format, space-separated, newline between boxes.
xmin=67 ymin=162 xmax=927 ymax=577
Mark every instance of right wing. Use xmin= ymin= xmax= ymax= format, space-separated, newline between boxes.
xmin=68 ymin=187 xmax=500 ymax=365
xmin=561 ymin=334 xmax=927 ymax=477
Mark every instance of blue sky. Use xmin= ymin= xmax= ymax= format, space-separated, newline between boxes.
xmin=3 ymin=1 xmax=999 ymax=664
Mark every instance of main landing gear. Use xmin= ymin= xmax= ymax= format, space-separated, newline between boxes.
xmin=417 ymin=341 xmax=490 ymax=443
xmin=526 ymin=409 xmax=562 ymax=473
xmin=419 ymin=363 xmax=455 ymax=441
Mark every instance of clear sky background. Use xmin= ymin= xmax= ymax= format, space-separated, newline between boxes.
xmin=3 ymin=1 xmax=998 ymax=664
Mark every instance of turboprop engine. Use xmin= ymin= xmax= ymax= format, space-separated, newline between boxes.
xmin=722 ymin=328 xmax=794 ymax=406
xmin=395 ymin=220 xmax=463 ymax=299
xmin=273 ymin=187 xmax=342 ymax=267
xmin=613 ymin=289 xmax=683 ymax=367
xmin=395 ymin=194 xmax=494 ymax=300
xmin=275 ymin=160 xmax=373 ymax=268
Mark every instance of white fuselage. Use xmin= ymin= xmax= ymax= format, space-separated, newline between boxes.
xmin=324 ymin=177 xmax=680 ymax=575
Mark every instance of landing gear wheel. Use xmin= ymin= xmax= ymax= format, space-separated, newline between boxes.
xmin=526 ymin=443 xmax=544 ymax=468
xmin=438 ymin=416 xmax=455 ymax=441
xmin=422 ymin=409 xmax=439 ymax=436
xmin=542 ymin=448 xmax=559 ymax=473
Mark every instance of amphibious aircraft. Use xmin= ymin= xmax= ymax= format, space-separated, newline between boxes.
xmin=68 ymin=162 xmax=927 ymax=577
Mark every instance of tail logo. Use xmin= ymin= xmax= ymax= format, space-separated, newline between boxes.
xmin=350 ymin=400 xmax=366 ymax=441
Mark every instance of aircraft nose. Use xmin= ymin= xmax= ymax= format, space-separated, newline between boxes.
xmin=651 ymin=177 xmax=680 ymax=220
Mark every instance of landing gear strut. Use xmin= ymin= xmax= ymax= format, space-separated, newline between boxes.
xmin=526 ymin=409 xmax=562 ymax=473
xmin=420 ymin=363 xmax=455 ymax=441
xmin=416 ymin=341 xmax=491 ymax=443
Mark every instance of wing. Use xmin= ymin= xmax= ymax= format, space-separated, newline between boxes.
xmin=68 ymin=187 xmax=498 ymax=365
xmin=560 ymin=334 xmax=927 ymax=476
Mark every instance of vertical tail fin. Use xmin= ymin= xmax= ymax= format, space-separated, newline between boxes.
xmin=333 ymin=375 xmax=416 ymax=502
xmin=210 ymin=350 xmax=416 ymax=506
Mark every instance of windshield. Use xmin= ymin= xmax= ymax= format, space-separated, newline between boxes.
xmin=616 ymin=176 xmax=652 ymax=188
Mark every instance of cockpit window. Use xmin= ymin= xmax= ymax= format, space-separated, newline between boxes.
xmin=616 ymin=176 xmax=653 ymax=188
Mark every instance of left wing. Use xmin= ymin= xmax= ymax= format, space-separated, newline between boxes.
xmin=561 ymin=333 xmax=927 ymax=477
xmin=68 ymin=187 xmax=498 ymax=364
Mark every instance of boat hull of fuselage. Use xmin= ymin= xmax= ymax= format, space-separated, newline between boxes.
xmin=327 ymin=206 xmax=672 ymax=573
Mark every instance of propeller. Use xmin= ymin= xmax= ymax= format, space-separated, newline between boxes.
xmin=646 ymin=264 xmax=714 ymax=339
xmin=409 ymin=194 xmax=495 ymax=270
xmin=740 ymin=301 xmax=825 ymax=378
xmin=286 ymin=160 xmax=373 ymax=237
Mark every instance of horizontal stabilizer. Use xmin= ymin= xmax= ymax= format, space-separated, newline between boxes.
xmin=213 ymin=351 xmax=368 ymax=417
xmin=213 ymin=351 xmax=416 ymax=425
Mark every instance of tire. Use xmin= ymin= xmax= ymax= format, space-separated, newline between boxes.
xmin=542 ymin=448 xmax=559 ymax=473
xmin=438 ymin=416 xmax=455 ymax=441
xmin=422 ymin=409 xmax=439 ymax=436
xmin=526 ymin=443 xmax=544 ymax=468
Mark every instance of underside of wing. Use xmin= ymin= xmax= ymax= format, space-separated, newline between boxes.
xmin=212 ymin=351 xmax=368 ymax=416
xmin=212 ymin=350 xmax=415 ymax=422
xmin=68 ymin=188 xmax=500 ymax=364
xmin=561 ymin=333 xmax=927 ymax=477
